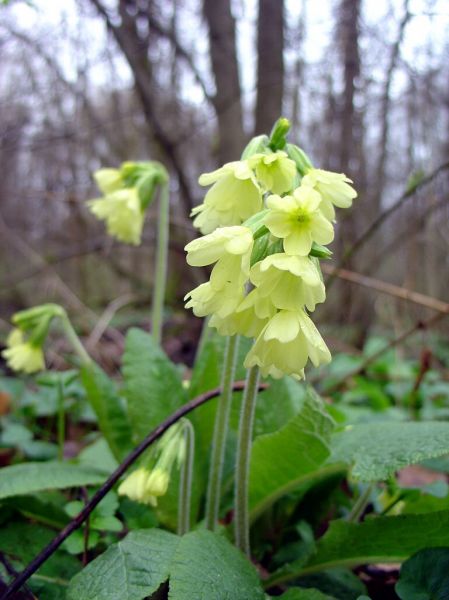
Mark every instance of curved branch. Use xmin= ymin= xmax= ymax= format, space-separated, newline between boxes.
xmin=1 ymin=380 xmax=268 ymax=600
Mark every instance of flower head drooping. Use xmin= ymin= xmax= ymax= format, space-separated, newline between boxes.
xmin=185 ymin=226 xmax=253 ymax=319
xmin=302 ymin=169 xmax=357 ymax=221
xmin=2 ymin=329 xmax=45 ymax=374
xmin=118 ymin=421 xmax=188 ymax=507
xmin=249 ymin=253 xmax=325 ymax=312
xmin=244 ymin=309 xmax=331 ymax=379
xmin=88 ymin=188 xmax=143 ymax=246
xmin=265 ymin=185 xmax=334 ymax=256
xmin=118 ymin=467 xmax=170 ymax=507
xmin=192 ymin=161 xmax=262 ymax=234
xmin=93 ymin=168 xmax=123 ymax=194
xmin=87 ymin=161 xmax=167 ymax=245
xmin=2 ymin=304 xmax=66 ymax=374
xmin=250 ymin=151 xmax=297 ymax=195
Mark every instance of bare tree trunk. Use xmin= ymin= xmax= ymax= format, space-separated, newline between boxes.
xmin=203 ymin=0 xmax=244 ymax=163
xmin=254 ymin=0 xmax=284 ymax=135
xmin=334 ymin=0 xmax=369 ymax=340
xmin=371 ymin=0 xmax=410 ymax=215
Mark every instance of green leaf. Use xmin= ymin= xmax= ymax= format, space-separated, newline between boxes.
xmin=331 ymin=421 xmax=449 ymax=481
xmin=276 ymin=588 xmax=337 ymax=599
xmin=168 ymin=530 xmax=265 ymax=599
xmin=123 ymin=329 xmax=187 ymax=443
xmin=396 ymin=548 xmax=449 ymax=600
xmin=249 ymin=389 xmax=335 ymax=521
xmin=67 ymin=529 xmax=180 ymax=600
xmin=0 ymin=462 xmax=107 ymax=499
xmin=2 ymin=492 xmax=69 ymax=528
xmin=270 ymin=511 xmax=449 ymax=587
xmin=0 ymin=520 xmax=79 ymax=599
xmin=78 ymin=437 xmax=118 ymax=473
xmin=81 ymin=363 xmax=133 ymax=461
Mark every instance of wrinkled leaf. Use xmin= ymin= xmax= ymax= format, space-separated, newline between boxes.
xmin=168 ymin=530 xmax=265 ymax=600
xmin=331 ymin=421 xmax=449 ymax=481
xmin=123 ymin=329 xmax=186 ymax=443
xmin=0 ymin=462 xmax=107 ymax=499
xmin=396 ymin=547 xmax=449 ymax=600
xmin=249 ymin=389 xmax=335 ymax=520
xmin=81 ymin=363 xmax=133 ymax=461
xmin=67 ymin=529 xmax=179 ymax=600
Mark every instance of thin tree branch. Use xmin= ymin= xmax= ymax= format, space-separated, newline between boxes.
xmin=0 ymin=380 xmax=268 ymax=600
xmin=320 ymin=312 xmax=447 ymax=394
xmin=335 ymin=159 xmax=449 ymax=272
xmin=321 ymin=264 xmax=449 ymax=315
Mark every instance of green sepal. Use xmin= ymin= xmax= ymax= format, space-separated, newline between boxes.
xmin=242 ymin=209 xmax=269 ymax=233
xmin=250 ymin=233 xmax=270 ymax=267
xmin=309 ymin=242 xmax=333 ymax=259
xmin=268 ymin=117 xmax=291 ymax=151
xmin=241 ymin=135 xmax=269 ymax=159
xmin=136 ymin=171 xmax=159 ymax=211
xmin=286 ymin=143 xmax=313 ymax=175
xmin=12 ymin=303 xmax=65 ymax=331
xmin=266 ymin=238 xmax=284 ymax=257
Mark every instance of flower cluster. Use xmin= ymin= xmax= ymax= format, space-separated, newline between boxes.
xmin=87 ymin=161 xmax=168 ymax=245
xmin=2 ymin=304 xmax=65 ymax=374
xmin=185 ymin=132 xmax=357 ymax=379
xmin=118 ymin=421 xmax=186 ymax=506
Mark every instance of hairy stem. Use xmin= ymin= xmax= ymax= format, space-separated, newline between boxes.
xmin=234 ymin=365 xmax=260 ymax=556
xmin=205 ymin=335 xmax=239 ymax=530
xmin=151 ymin=183 xmax=169 ymax=344
xmin=347 ymin=483 xmax=374 ymax=523
xmin=60 ymin=316 xmax=91 ymax=366
xmin=56 ymin=378 xmax=65 ymax=461
xmin=177 ymin=420 xmax=195 ymax=536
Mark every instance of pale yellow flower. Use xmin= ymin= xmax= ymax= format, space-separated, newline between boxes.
xmin=302 ymin=168 xmax=357 ymax=221
xmin=185 ymin=280 xmax=245 ymax=319
xmin=250 ymin=150 xmax=297 ymax=194
xmin=209 ymin=301 xmax=269 ymax=338
xmin=2 ymin=329 xmax=44 ymax=374
xmin=265 ymin=186 xmax=334 ymax=256
xmin=87 ymin=188 xmax=143 ymax=245
xmin=185 ymin=226 xmax=253 ymax=270
xmin=244 ymin=309 xmax=331 ymax=379
xmin=249 ymin=253 xmax=325 ymax=312
xmin=192 ymin=161 xmax=262 ymax=234
xmin=93 ymin=168 xmax=123 ymax=194
xmin=118 ymin=467 xmax=169 ymax=507
xmin=184 ymin=226 xmax=254 ymax=319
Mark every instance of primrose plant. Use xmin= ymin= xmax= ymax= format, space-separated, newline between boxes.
xmin=184 ymin=118 xmax=356 ymax=553
xmin=1 ymin=118 xmax=359 ymax=599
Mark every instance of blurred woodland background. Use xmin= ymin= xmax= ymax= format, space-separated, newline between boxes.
xmin=0 ymin=0 xmax=448 ymax=368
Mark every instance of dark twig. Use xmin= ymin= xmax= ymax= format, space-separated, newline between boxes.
xmin=0 ymin=380 xmax=268 ymax=600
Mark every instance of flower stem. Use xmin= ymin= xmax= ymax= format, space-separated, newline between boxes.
xmin=234 ymin=365 xmax=260 ymax=556
xmin=56 ymin=377 xmax=65 ymax=461
xmin=347 ymin=483 xmax=374 ymax=523
xmin=178 ymin=420 xmax=195 ymax=536
xmin=151 ymin=182 xmax=169 ymax=344
xmin=205 ymin=335 xmax=239 ymax=531
xmin=61 ymin=316 xmax=91 ymax=366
